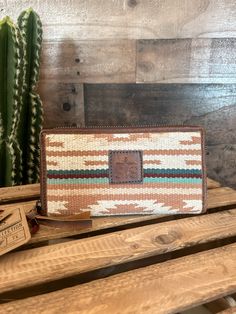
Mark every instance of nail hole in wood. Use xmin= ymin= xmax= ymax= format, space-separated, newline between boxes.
xmin=63 ymin=103 xmax=71 ymax=111
xmin=128 ymin=0 xmax=138 ymax=7
xmin=77 ymin=71 xmax=80 ymax=76
xmin=75 ymin=58 xmax=80 ymax=63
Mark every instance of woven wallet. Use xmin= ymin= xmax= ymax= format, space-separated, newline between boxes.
xmin=40 ymin=127 xmax=207 ymax=216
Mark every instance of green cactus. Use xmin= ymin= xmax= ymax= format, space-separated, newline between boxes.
xmin=0 ymin=9 xmax=43 ymax=187
xmin=18 ymin=8 xmax=43 ymax=184
xmin=0 ymin=17 xmax=24 ymax=186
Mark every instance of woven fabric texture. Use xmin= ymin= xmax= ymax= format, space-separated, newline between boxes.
xmin=44 ymin=131 xmax=204 ymax=216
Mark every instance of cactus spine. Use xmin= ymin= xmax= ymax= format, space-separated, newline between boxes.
xmin=0 ymin=17 xmax=24 ymax=186
xmin=18 ymin=8 xmax=43 ymax=184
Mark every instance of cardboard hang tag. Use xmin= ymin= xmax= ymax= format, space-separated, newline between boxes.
xmin=0 ymin=207 xmax=31 ymax=256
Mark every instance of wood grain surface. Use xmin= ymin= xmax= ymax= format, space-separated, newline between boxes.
xmin=1 ymin=208 xmax=236 ymax=294
xmin=1 ymin=0 xmax=236 ymax=40
xmin=0 ymin=184 xmax=39 ymax=204
xmin=39 ymin=82 xmax=85 ymax=128
xmin=37 ymin=38 xmax=236 ymax=84
xmin=0 ymin=201 xmax=36 ymax=213
xmin=84 ymin=84 xmax=236 ymax=138
xmin=207 ymin=187 xmax=236 ymax=209
xmin=137 ymin=39 xmax=236 ymax=83
xmin=40 ymin=40 xmax=135 ymax=83
xmin=207 ymin=178 xmax=221 ymax=189
xmin=84 ymin=83 xmax=236 ymax=187
xmin=1 ymin=242 xmax=236 ymax=314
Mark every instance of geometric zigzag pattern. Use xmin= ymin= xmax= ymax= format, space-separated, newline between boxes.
xmin=44 ymin=130 xmax=205 ymax=216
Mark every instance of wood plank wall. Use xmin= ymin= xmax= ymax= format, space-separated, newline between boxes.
xmin=1 ymin=0 xmax=236 ymax=187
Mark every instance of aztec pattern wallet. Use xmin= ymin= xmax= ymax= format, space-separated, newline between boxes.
xmin=40 ymin=127 xmax=207 ymax=216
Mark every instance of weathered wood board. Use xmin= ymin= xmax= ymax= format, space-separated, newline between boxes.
xmin=0 ymin=184 xmax=39 ymax=204
xmin=84 ymin=84 xmax=236 ymax=134
xmin=39 ymin=82 xmax=85 ymax=128
xmin=38 ymin=38 xmax=236 ymax=84
xmin=137 ymin=39 xmax=236 ymax=83
xmin=1 ymin=0 xmax=236 ymax=40
xmin=207 ymin=187 xmax=236 ymax=209
xmin=40 ymin=40 xmax=136 ymax=83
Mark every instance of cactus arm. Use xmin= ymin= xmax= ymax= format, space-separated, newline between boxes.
xmin=18 ymin=8 xmax=42 ymax=90
xmin=18 ymin=8 xmax=43 ymax=184
xmin=0 ymin=18 xmax=15 ymax=140
xmin=0 ymin=17 xmax=23 ymax=186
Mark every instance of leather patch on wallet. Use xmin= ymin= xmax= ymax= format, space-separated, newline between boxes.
xmin=109 ymin=150 xmax=143 ymax=184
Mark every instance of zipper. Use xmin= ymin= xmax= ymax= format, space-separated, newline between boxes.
xmin=54 ymin=124 xmax=201 ymax=129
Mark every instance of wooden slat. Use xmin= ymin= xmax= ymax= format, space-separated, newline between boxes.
xmin=0 ymin=184 xmax=40 ymax=204
xmin=39 ymin=82 xmax=85 ymax=128
xmin=137 ymin=39 xmax=236 ymax=83
xmin=1 ymin=208 xmax=236 ymax=294
xmin=0 ymin=200 xmax=36 ymax=213
xmin=2 ymin=242 xmax=236 ymax=314
xmin=28 ymin=214 xmax=167 ymax=244
xmin=40 ymin=40 xmax=136 ymax=83
xmin=1 ymin=1 xmax=236 ymax=40
xmin=38 ymin=39 xmax=236 ymax=84
xmin=207 ymin=178 xmax=221 ymax=189
xmin=206 ymin=144 xmax=236 ymax=189
xmin=207 ymin=187 xmax=236 ymax=209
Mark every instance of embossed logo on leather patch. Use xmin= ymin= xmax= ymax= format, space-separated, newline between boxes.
xmin=109 ymin=150 xmax=143 ymax=184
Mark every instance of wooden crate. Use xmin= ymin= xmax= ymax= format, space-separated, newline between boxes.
xmin=0 ymin=178 xmax=236 ymax=313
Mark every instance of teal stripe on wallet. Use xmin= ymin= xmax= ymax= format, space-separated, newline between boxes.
xmin=47 ymin=168 xmax=202 ymax=175
xmin=47 ymin=177 xmax=202 ymax=185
